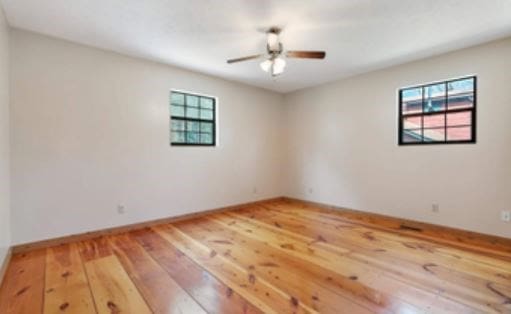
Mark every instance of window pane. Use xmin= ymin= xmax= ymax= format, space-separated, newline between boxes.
xmin=423 ymin=128 xmax=445 ymax=142
xmin=402 ymin=129 xmax=422 ymax=142
xmin=403 ymin=116 xmax=422 ymax=129
xmin=171 ymin=93 xmax=184 ymax=105
xmin=424 ymin=83 xmax=446 ymax=113
xmin=200 ymin=133 xmax=213 ymax=144
xmin=448 ymin=77 xmax=474 ymax=94
xmin=171 ymin=105 xmax=185 ymax=117
xmin=171 ymin=131 xmax=185 ymax=143
xmin=200 ymin=109 xmax=213 ymax=120
xmin=448 ymin=95 xmax=474 ymax=110
xmin=186 ymin=132 xmax=200 ymax=143
xmin=448 ymin=78 xmax=474 ymax=110
xmin=200 ymin=122 xmax=213 ymax=133
xmin=447 ymin=126 xmax=472 ymax=141
xmin=171 ymin=119 xmax=185 ymax=131
xmin=187 ymin=121 xmax=200 ymax=132
xmin=186 ymin=107 xmax=199 ymax=118
xmin=423 ymin=114 xmax=445 ymax=128
xmin=447 ymin=111 xmax=471 ymax=127
xmin=200 ymin=98 xmax=214 ymax=109
xmin=401 ymin=88 xmax=422 ymax=114
xmin=186 ymin=95 xmax=199 ymax=107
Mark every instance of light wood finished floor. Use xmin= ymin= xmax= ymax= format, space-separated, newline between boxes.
xmin=1 ymin=199 xmax=511 ymax=313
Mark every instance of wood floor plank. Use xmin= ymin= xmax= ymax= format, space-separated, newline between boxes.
xmin=273 ymin=205 xmax=511 ymax=276
xmin=269 ymin=202 xmax=511 ymax=270
xmin=77 ymin=237 xmax=112 ymax=262
xmin=277 ymin=199 xmax=511 ymax=260
xmin=108 ymin=233 xmax=206 ymax=314
xmin=258 ymin=202 xmax=511 ymax=303
xmin=173 ymin=218 xmax=390 ymax=314
xmin=153 ymin=224 xmax=316 ymax=314
xmin=212 ymin=211 xmax=487 ymax=313
xmin=243 ymin=204 xmax=511 ymax=285
xmin=131 ymin=228 xmax=264 ymax=314
xmin=44 ymin=243 xmax=96 ymax=314
xmin=1 ymin=199 xmax=510 ymax=313
xmin=83 ymin=255 xmax=151 ymax=314
xmin=0 ymin=249 xmax=46 ymax=314
xmin=235 ymin=204 xmax=511 ymax=312
xmin=229 ymin=209 xmax=510 ymax=313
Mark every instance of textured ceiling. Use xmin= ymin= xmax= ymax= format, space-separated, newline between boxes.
xmin=2 ymin=0 xmax=511 ymax=93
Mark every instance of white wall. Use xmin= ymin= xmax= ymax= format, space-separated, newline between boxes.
xmin=284 ymin=37 xmax=511 ymax=238
xmin=10 ymin=29 xmax=285 ymax=244
xmin=9 ymin=28 xmax=511 ymax=244
xmin=0 ymin=8 xmax=10 ymax=263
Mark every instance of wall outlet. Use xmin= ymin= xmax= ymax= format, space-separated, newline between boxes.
xmin=117 ymin=204 xmax=126 ymax=214
xmin=501 ymin=210 xmax=511 ymax=222
xmin=308 ymin=188 xmax=314 ymax=194
xmin=253 ymin=187 xmax=258 ymax=194
xmin=432 ymin=204 xmax=440 ymax=213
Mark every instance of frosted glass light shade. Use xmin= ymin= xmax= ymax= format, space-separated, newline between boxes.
xmin=272 ymin=57 xmax=286 ymax=76
xmin=260 ymin=59 xmax=272 ymax=72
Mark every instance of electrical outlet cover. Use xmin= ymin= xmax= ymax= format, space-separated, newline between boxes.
xmin=501 ymin=211 xmax=511 ymax=222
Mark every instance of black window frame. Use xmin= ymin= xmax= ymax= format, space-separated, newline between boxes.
xmin=398 ymin=76 xmax=477 ymax=146
xmin=170 ymin=90 xmax=216 ymax=147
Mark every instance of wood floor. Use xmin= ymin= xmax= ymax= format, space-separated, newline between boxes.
xmin=1 ymin=199 xmax=511 ymax=313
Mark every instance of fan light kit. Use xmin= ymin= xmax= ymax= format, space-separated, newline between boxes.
xmin=227 ymin=27 xmax=326 ymax=77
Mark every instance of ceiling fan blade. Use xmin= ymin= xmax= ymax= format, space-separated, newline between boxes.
xmin=286 ymin=51 xmax=326 ymax=59
xmin=227 ymin=54 xmax=263 ymax=64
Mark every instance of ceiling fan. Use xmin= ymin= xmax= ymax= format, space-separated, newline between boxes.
xmin=227 ymin=27 xmax=326 ymax=77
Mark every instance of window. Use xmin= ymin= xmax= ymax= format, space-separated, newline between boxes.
xmin=398 ymin=76 xmax=476 ymax=145
xmin=170 ymin=91 xmax=216 ymax=146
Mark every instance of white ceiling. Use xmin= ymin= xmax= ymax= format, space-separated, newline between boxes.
xmin=2 ymin=0 xmax=511 ymax=93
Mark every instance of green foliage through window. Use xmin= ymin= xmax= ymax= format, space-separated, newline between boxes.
xmin=170 ymin=91 xmax=216 ymax=146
